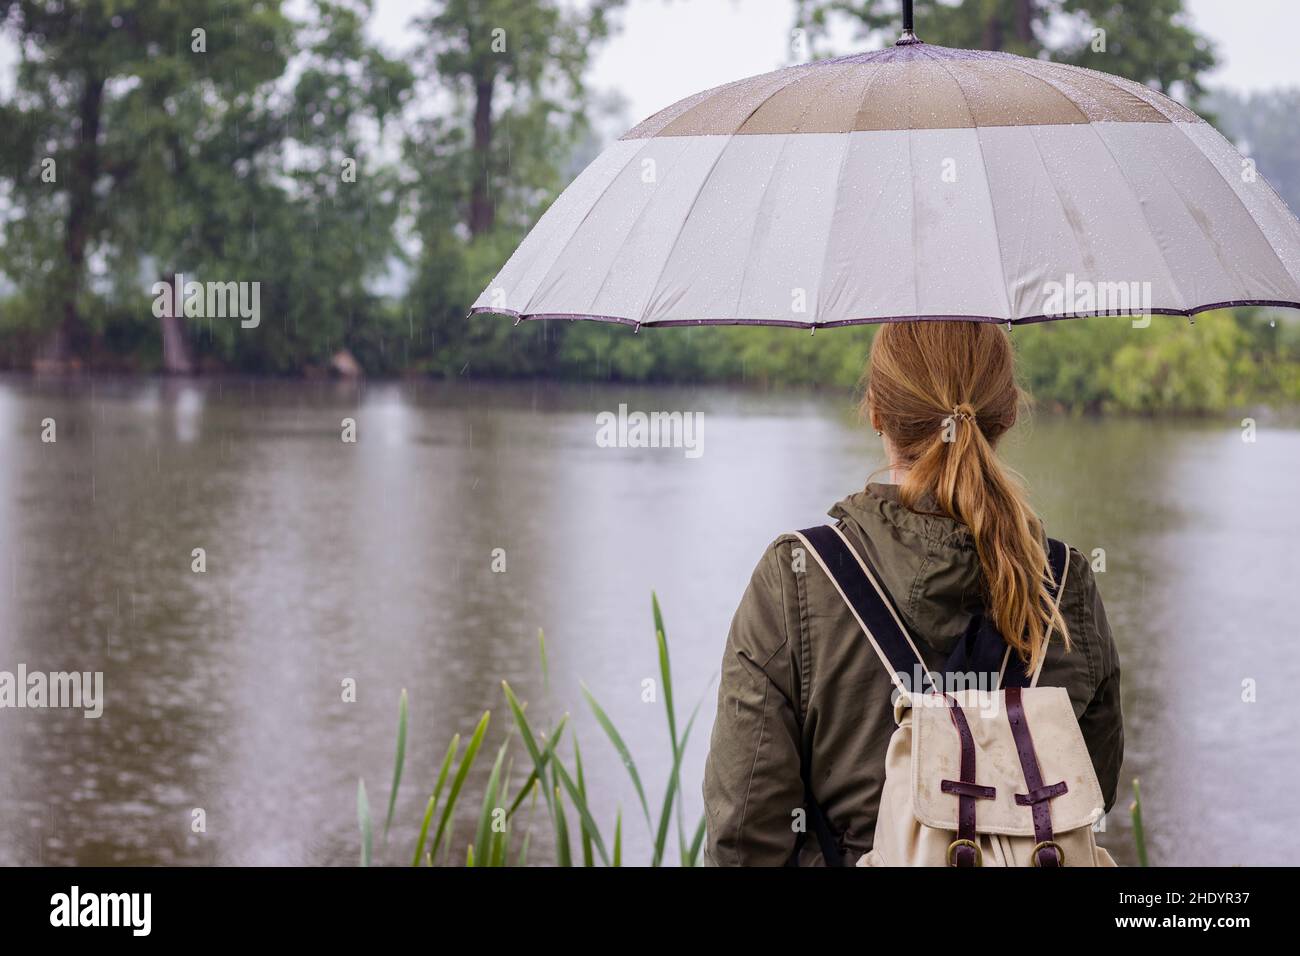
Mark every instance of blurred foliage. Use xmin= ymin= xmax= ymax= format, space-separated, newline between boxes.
xmin=796 ymin=0 xmax=1217 ymax=106
xmin=1016 ymin=310 xmax=1300 ymax=413
xmin=0 ymin=0 xmax=411 ymax=372
xmin=0 ymin=0 xmax=294 ymax=362
xmin=552 ymin=309 xmax=1299 ymax=414
xmin=0 ymin=0 xmax=1297 ymax=413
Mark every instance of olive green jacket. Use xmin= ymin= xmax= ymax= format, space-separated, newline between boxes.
xmin=702 ymin=483 xmax=1124 ymax=866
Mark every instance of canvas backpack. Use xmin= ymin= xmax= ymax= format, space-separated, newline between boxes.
xmin=792 ymin=523 xmax=1115 ymax=868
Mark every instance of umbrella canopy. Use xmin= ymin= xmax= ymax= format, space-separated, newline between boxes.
xmin=472 ymin=39 xmax=1300 ymax=329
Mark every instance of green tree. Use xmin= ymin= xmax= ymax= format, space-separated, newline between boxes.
xmin=141 ymin=0 xmax=414 ymax=374
xmin=0 ymin=0 xmax=292 ymax=368
xmin=403 ymin=0 xmax=627 ymax=377
xmin=1106 ymin=312 xmax=1242 ymax=413
xmin=0 ymin=0 xmax=412 ymax=373
xmin=416 ymin=0 xmax=624 ymax=238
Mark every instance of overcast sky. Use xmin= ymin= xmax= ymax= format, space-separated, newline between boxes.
xmin=371 ymin=0 xmax=1300 ymax=128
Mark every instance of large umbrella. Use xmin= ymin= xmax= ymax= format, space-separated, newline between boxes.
xmin=472 ymin=3 xmax=1300 ymax=330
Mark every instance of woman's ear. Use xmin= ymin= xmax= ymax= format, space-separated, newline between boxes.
xmin=865 ymin=388 xmax=880 ymax=432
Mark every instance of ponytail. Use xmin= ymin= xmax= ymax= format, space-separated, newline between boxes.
xmin=864 ymin=322 xmax=1068 ymax=671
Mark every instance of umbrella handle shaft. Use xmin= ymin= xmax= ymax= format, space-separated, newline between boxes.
xmin=897 ymin=0 xmax=921 ymax=44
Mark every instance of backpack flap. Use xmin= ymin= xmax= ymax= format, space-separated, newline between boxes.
xmin=908 ymin=687 xmax=1105 ymax=837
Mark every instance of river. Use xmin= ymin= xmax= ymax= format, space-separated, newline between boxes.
xmin=0 ymin=375 xmax=1295 ymax=866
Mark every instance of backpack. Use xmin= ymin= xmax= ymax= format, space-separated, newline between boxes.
xmin=792 ymin=523 xmax=1115 ymax=868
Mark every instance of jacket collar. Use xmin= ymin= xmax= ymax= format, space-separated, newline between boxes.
xmin=827 ymin=482 xmax=982 ymax=655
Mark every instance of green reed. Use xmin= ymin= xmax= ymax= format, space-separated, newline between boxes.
xmin=1130 ymin=777 xmax=1149 ymax=867
xmin=357 ymin=592 xmax=710 ymax=867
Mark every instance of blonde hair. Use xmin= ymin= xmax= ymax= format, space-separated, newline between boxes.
xmin=863 ymin=321 xmax=1068 ymax=672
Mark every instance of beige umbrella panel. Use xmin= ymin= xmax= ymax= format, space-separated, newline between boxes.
xmin=472 ymin=43 xmax=1300 ymax=329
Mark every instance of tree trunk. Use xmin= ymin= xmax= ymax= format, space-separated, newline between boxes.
xmin=159 ymin=273 xmax=193 ymax=374
xmin=982 ymin=12 xmax=1005 ymax=51
xmin=469 ymin=75 xmax=496 ymax=237
xmin=38 ymin=73 xmax=104 ymax=371
xmin=1014 ymin=0 xmax=1035 ymax=45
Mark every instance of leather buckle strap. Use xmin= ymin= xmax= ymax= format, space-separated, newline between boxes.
xmin=1031 ymin=840 xmax=1065 ymax=867
xmin=947 ymin=838 xmax=983 ymax=867
xmin=1005 ymin=686 xmax=1065 ymax=867
xmin=942 ymin=780 xmax=997 ymax=800
xmin=1016 ymin=781 xmax=1069 ymax=806
xmin=944 ymin=695 xmax=993 ymax=867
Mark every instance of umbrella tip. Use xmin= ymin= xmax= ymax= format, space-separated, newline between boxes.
xmin=896 ymin=0 xmax=922 ymax=45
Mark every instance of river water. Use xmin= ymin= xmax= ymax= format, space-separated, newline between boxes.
xmin=0 ymin=375 xmax=1295 ymax=865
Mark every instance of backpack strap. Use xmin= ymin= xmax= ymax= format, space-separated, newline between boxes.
xmin=792 ymin=524 xmax=938 ymax=695
xmin=788 ymin=738 xmax=845 ymax=869
xmin=942 ymin=695 xmax=997 ymax=867
xmin=1005 ymin=686 xmax=1069 ymax=867
xmin=998 ymin=537 xmax=1071 ymax=690
xmin=786 ymin=524 xmax=936 ymax=867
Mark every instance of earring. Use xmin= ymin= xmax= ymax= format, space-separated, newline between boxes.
xmin=875 ymin=429 xmax=883 ymax=437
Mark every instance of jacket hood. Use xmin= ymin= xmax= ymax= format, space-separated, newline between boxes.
xmin=827 ymin=482 xmax=984 ymax=657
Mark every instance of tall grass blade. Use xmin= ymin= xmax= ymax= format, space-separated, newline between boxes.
xmin=429 ymin=710 xmax=490 ymax=862
xmin=581 ymin=683 xmax=652 ymax=832
xmin=538 ymin=628 xmax=549 ymax=691
xmin=505 ymin=715 xmax=567 ymax=818
xmin=474 ymin=742 xmax=508 ymax=867
xmin=652 ymin=592 xmax=692 ymax=861
xmin=411 ymin=734 xmax=461 ymax=866
xmin=653 ymin=592 xmax=678 ymax=748
xmin=613 ymin=808 xmax=622 ymax=868
xmin=491 ymin=828 xmax=509 ymax=868
xmin=552 ymin=775 xmax=572 ymax=868
xmin=431 ymin=735 xmax=460 ymax=809
xmin=516 ymin=781 xmax=540 ymax=867
xmin=501 ymin=681 xmax=567 ymax=819
xmin=383 ymin=688 xmax=408 ymax=842
xmin=550 ymin=753 xmax=612 ymax=866
xmin=1130 ymin=778 xmax=1149 ymax=867
xmin=503 ymin=758 xmax=519 ymax=865
xmin=688 ymin=812 xmax=707 ymax=867
xmin=654 ymin=695 xmax=704 ymax=867
xmin=412 ymin=795 xmax=436 ymax=868
xmin=491 ymin=757 xmax=515 ymax=868
xmin=574 ymin=736 xmax=594 ymax=867
xmin=357 ymin=778 xmax=372 ymax=868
